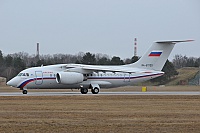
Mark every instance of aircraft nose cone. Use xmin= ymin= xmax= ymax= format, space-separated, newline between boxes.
xmin=6 ymin=80 xmax=13 ymax=86
xmin=6 ymin=78 xmax=17 ymax=87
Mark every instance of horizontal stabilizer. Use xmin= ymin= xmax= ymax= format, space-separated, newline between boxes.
xmin=156 ymin=40 xmax=194 ymax=43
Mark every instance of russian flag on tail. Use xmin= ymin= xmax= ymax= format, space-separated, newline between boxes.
xmin=149 ymin=51 xmax=162 ymax=57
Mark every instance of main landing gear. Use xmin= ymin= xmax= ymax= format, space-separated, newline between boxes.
xmin=80 ymin=88 xmax=88 ymax=94
xmin=80 ymin=84 xmax=100 ymax=94
xmin=91 ymin=87 xmax=99 ymax=94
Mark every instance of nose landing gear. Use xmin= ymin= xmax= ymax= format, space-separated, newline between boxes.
xmin=21 ymin=88 xmax=28 ymax=94
xmin=22 ymin=90 xmax=28 ymax=94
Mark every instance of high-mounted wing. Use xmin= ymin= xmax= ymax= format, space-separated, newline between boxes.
xmin=64 ymin=64 xmax=156 ymax=74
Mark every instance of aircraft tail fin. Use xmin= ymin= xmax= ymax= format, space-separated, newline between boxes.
xmin=125 ymin=40 xmax=193 ymax=71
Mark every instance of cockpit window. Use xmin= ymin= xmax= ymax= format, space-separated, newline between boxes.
xmin=17 ymin=73 xmax=29 ymax=77
xmin=17 ymin=73 xmax=23 ymax=76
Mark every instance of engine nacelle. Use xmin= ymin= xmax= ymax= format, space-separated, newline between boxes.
xmin=56 ymin=72 xmax=84 ymax=84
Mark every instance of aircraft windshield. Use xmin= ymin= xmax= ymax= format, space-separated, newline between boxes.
xmin=17 ymin=73 xmax=23 ymax=76
xmin=17 ymin=73 xmax=29 ymax=76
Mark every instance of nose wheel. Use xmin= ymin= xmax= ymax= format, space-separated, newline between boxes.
xmin=22 ymin=89 xmax=28 ymax=94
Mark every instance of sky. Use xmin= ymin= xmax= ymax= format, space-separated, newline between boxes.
xmin=0 ymin=0 xmax=199 ymax=61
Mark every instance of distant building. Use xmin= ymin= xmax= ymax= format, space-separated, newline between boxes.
xmin=0 ymin=77 xmax=6 ymax=85
xmin=179 ymin=80 xmax=188 ymax=85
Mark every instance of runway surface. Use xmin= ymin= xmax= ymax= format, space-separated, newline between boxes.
xmin=0 ymin=91 xmax=200 ymax=96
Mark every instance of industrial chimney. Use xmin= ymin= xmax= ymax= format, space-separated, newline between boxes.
xmin=134 ymin=38 xmax=137 ymax=57
xmin=37 ymin=43 xmax=39 ymax=57
xmin=36 ymin=42 xmax=40 ymax=61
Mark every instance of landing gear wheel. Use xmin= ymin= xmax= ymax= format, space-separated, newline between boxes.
xmin=22 ymin=90 xmax=28 ymax=94
xmin=92 ymin=87 xmax=99 ymax=94
xmin=80 ymin=88 xmax=88 ymax=94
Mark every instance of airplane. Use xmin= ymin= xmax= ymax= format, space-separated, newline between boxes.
xmin=6 ymin=40 xmax=193 ymax=94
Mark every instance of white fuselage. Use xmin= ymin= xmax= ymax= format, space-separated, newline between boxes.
xmin=7 ymin=64 xmax=163 ymax=90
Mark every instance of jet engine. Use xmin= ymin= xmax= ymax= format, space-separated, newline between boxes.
xmin=56 ymin=72 xmax=84 ymax=84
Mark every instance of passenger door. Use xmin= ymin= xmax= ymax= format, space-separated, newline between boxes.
xmin=35 ymin=71 xmax=43 ymax=85
xmin=124 ymin=73 xmax=130 ymax=82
